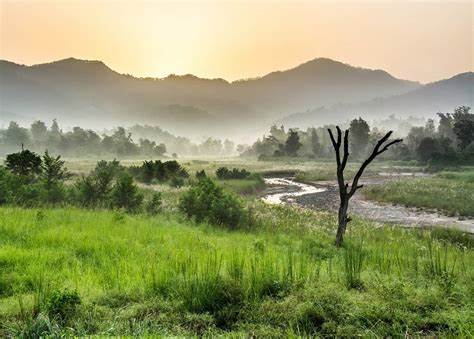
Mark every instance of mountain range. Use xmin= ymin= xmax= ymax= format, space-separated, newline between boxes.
xmin=0 ymin=57 xmax=472 ymax=140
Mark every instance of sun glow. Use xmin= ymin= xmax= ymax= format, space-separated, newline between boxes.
xmin=1 ymin=0 xmax=472 ymax=83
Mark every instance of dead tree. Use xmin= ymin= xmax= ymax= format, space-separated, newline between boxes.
xmin=328 ymin=126 xmax=402 ymax=247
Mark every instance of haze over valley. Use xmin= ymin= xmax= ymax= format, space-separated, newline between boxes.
xmin=2 ymin=56 xmax=471 ymax=142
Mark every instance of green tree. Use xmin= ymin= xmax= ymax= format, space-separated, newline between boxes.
xmin=92 ymin=160 xmax=122 ymax=199
xmin=416 ymin=137 xmax=440 ymax=163
xmin=110 ymin=173 xmax=143 ymax=212
xmin=310 ymin=129 xmax=321 ymax=157
xmin=437 ymin=113 xmax=456 ymax=142
xmin=284 ymin=129 xmax=302 ymax=157
xmin=30 ymin=120 xmax=48 ymax=144
xmin=5 ymin=149 xmax=42 ymax=177
xmin=40 ymin=151 xmax=71 ymax=191
xmin=4 ymin=122 xmax=30 ymax=147
xmin=269 ymin=124 xmax=287 ymax=143
xmin=349 ymin=118 xmax=370 ymax=158
xmin=452 ymin=106 xmax=474 ymax=150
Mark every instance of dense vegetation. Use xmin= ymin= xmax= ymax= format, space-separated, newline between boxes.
xmin=247 ymin=107 xmax=474 ymax=168
xmin=216 ymin=167 xmax=251 ymax=180
xmin=0 ymin=120 xmax=242 ymax=158
xmin=129 ymin=160 xmax=189 ymax=187
xmin=0 ymin=121 xmax=167 ymax=157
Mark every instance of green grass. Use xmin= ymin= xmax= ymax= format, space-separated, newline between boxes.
xmin=0 ymin=205 xmax=472 ymax=337
xmin=365 ymin=171 xmax=474 ymax=217
xmin=218 ymin=177 xmax=266 ymax=196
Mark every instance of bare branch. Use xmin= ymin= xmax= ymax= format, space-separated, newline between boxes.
xmin=328 ymin=128 xmax=336 ymax=147
xmin=341 ymin=129 xmax=349 ymax=170
xmin=328 ymin=128 xmax=342 ymax=167
xmin=376 ymin=139 xmax=403 ymax=155
xmin=349 ymin=131 xmax=403 ymax=197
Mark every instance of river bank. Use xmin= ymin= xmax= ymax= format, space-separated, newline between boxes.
xmin=262 ymin=176 xmax=474 ymax=233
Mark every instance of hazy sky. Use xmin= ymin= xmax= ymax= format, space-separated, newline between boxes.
xmin=1 ymin=0 xmax=472 ymax=83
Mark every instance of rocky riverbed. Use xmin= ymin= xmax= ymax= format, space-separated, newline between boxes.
xmin=262 ymin=176 xmax=474 ymax=233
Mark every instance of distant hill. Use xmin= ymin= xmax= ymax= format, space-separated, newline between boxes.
xmin=277 ymin=72 xmax=474 ymax=128
xmin=0 ymin=57 xmax=420 ymax=139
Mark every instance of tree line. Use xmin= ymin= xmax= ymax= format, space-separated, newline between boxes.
xmin=245 ymin=106 xmax=474 ymax=166
xmin=0 ymin=120 xmax=244 ymax=157
xmin=0 ymin=120 xmax=167 ymax=157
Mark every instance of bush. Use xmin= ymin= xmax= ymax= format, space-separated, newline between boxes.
xmin=195 ymin=169 xmax=207 ymax=179
xmin=73 ymin=175 xmax=99 ymax=207
xmin=0 ymin=166 xmax=13 ymax=204
xmin=216 ymin=167 xmax=250 ymax=180
xmin=72 ymin=160 xmax=123 ymax=207
xmin=170 ymin=176 xmax=185 ymax=188
xmin=179 ymin=177 xmax=246 ymax=229
xmin=93 ymin=160 xmax=122 ymax=198
xmin=46 ymin=289 xmax=81 ymax=324
xmin=0 ymin=166 xmax=44 ymax=207
xmin=110 ymin=173 xmax=144 ymax=212
xmin=145 ymin=192 xmax=162 ymax=215
xmin=130 ymin=160 xmax=189 ymax=184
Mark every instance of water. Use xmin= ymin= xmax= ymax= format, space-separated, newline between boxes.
xmin=262 ymin=177 xmax=326 ymax=204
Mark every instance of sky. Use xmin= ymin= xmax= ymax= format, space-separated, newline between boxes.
xmin=0 ymin=0 xmax=472 ymax=83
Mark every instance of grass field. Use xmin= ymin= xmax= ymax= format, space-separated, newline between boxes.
xmin=365 ymin=170 xmax=474 ymax=217
xmin=1 ymin=204 xmax=472 ymax=337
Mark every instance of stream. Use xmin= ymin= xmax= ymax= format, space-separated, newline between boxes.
xmin=262 ymin=176 xmax=474 ymax=233
xmin=261 ymin=178 xmax=326 ymax=204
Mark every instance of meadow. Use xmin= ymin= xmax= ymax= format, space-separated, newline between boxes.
xmin=365 ymin=169 xmax=474 ymax=217
xmin=0 ymin=202 xmax=472 ymax=337
xmin=1 ymin=156 xmax=473 ymax=336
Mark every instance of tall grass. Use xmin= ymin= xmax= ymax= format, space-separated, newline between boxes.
xmin=0 ymin=206 xmax=472 ymax=336
xmin=343 ymin=241 xmax=365 ymax=289
xmin=365 ymin=170 xmax=474 ymax=216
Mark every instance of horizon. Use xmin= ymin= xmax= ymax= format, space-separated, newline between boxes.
xmin=1 ymin=1 xmax=472 ymax=84
xmin=2 ymin=55 xmax=472 ymax=85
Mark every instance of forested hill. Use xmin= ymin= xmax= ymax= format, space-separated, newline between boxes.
xmin=0 ymin=57 xmax=419 ymax=139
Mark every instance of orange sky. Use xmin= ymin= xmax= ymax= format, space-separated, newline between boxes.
xmin=0 ymin=0 xmax=472 ymax=83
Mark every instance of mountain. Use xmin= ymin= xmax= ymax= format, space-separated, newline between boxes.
xmin=0 ymin=57 xmax=420 ymax=139
xmin=276 ymin=72 xmax=474 ymax=129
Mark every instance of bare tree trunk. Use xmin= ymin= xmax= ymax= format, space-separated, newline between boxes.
xmin=335 ymin=197 xmax=351 ymax=246
xmin=328 ymin=126 xmax=402 ymax=247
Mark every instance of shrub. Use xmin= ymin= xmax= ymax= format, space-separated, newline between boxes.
xmin=145 ymin=192 xmax=162 ymax=215
xmin=72 ymin=160 xmax=122 ymax=207
xmin=46 ymin=289 xmax=81 ymax=324
xmin=92 ymin=160 xmax=122 ymax=198
xmin=179 ymin=177 xmax=246 ymax=229
xmin=216 ymin=167 xmax=250 ymax=180
xmin=170 ymin=176 xmax=185 ymax=188
xmin=110 ymin=173 xmax=144 ymax=212
xmin=130 ymin=160 xmax=189 ymax=184
xmin=141 ymin=160 xmax=155 ymax=183
xmin=73 ymin=175 xmax=99 ymax=207
xmin=0 ymin=166 xmax=13 ymax=204
xmin=195 ymin=169 xmax=207 ymax=179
